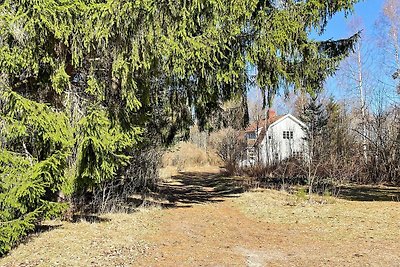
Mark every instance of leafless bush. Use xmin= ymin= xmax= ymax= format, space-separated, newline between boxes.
xmin=241 ymin=159 xmax=307 ymax=189
xmin=208 ymin=127 xmax=246 ymax=174
xmin=362 ymin=107 xmax=400 ymax=184
xmin=241 ymin=150 xmax=367 ymax=195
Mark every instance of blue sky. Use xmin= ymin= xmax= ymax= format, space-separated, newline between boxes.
xmin=311 ymin=0 xmax=384 ymax=41
xmin=315 ymin=0 xmax=385 ymax=101
xmin=315 ymin=0 xmax=400 ymax=107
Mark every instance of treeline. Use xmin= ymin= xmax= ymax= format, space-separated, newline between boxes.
xmin=284 ymin=96 xmax=398 ymax=189
xmin=213 ymin=94 xmax=399 ymax=194
xmin=1 ymin=0 xmax=360 ymax=255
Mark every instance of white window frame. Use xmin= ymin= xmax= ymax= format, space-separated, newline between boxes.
xmin=283 ymin=130 xmax=294 ymax=140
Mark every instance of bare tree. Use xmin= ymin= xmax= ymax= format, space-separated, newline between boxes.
xmin=338 ymin=17 xmax=375 ymax=163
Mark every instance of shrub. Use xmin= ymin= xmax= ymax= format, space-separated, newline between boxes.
xmin=85 ymin=147 xmax=163 ymax=213
xmin=208 ymin=127 xmax=246 ymax=174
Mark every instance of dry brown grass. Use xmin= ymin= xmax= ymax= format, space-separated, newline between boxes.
xmin=159 ymin=165 xmax=180 ymax=181
xmin=162 ymin=142 xmax=222 ymax=170
xmin=0 ymin=209 xmax=162 ymax=267
xmin=235 ymin=189 xmax=400 ymax=241
xmin=160 ymin=142 xmax=222 ymax=180
xmin=2 ymin=172 xmax=399 ymax=267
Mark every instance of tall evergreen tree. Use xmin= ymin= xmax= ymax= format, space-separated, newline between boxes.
xmin=325 ymin=97 xmax=352 ymax=159
xmin=299 ymin=94 xmax=328 ymax=160
xmin=0 ymin=88 xmax=72 ymax=255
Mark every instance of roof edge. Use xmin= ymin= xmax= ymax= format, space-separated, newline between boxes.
xmin=267 ymin=114 xmax=306 ymax=129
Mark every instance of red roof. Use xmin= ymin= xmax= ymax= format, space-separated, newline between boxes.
xmin=245 ymin=115 xmax=284 ymax=133
xmin=244 ymin=110 xmax=285 ymax=147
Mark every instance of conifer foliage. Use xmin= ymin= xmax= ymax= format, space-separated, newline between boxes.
xmin=299 ymin=94 xmax=329 ymax=160
xmin=0 ymin=89 xmax=72 ymax=255
xmin=1 ymin=0 xmax=360 ymax=255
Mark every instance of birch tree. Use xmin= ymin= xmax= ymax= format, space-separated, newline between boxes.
xmin=338 ymin=17 xmax=372 ymax=162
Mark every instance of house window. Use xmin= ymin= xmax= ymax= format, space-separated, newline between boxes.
xmin=247 ymin=132 xmax=256 ymax=139
xmin=292 ymin=151 xmax=303 ymax=159
xmin=283 ymin=131 xmax=294 ymax=139
xmin=248 ymin=148 xmax=256 ymax=160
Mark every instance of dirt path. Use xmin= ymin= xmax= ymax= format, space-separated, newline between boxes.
xmin=137 ymin=171 xmax=282 ymax=266
xmin=135 ymin=171 xmax=400 ymax=267
xmin=138 ymin=200 xmax=279 ymax=266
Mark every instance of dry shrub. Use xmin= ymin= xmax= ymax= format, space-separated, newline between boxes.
xmin=242 ymin=159 xmax=308 ymax=188
xmin=162 ymin=142 xmax=222 ymax=171
xmin=208 ymin=127 xmax=246 ymax=174
xmin=241 ymin=156 xmax=362 ymax=195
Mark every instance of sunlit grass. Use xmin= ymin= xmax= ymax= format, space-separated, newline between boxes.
xmin=235 ymin=189 xmax=400 ymax=241
xmin=0 ymin=209 xmax=163 ymax=267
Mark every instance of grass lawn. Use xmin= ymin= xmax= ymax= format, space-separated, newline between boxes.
xmin=237 ymin=188 xmax=400 ymax=240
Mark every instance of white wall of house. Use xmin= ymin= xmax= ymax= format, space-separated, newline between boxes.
xmin=259 ymin=115 xmax=308 ymax=164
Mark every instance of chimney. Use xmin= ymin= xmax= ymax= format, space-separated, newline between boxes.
xmin=267 ymin=109 xmax=276 ymax=120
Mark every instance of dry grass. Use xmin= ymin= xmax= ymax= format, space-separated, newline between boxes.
xmin=159 ymin=165 xmax=180 ymax=181
xmin=162 ymin=142 xmax=222 ymax=170
xmin=235 ymin=189 xmax=400 ymax=241
xmin=160 ymin=142 xmax=222 ymax=180
xmin=0 ymin=209 xmax=163 ymax=267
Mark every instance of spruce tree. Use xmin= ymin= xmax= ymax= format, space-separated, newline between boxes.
xmin=0 ymin=89 xmax=72 ymax=255
xmin=299 ymin=94 xmax=328 ymax=160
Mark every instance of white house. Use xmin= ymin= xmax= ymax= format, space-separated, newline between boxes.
xmin=242 ymin=110 xmax=308 ymax=166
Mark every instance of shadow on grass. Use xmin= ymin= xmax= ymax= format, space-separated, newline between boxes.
xmin=117 ymin=196 xmax=190 ymax=211
xmin=11 ymin=223 xmax=64 ymax=252
xmin=2 ymin=171 xmax=245 ymax=256
xmin=71 ymin=214 xmax=111 ymax=223
xmin=154 ymin=170 xmax=249 ymax=207
xmin=35 ymin=224 xmax=62 ymax=233
xmin=338 ymin=185 xmax=400 ymax=202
